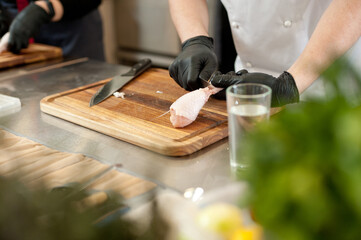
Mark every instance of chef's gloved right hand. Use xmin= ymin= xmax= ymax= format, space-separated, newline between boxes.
xmin=8 ymin=2 xmax=52 ymax=54
xmin=211 ymin=70 xmax=300 ymax=107
xmin=169 ymin=35 xmax=218 ymax=91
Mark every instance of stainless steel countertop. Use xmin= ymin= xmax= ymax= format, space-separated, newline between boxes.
xmin=0 ymin=58 xmax=233 ymax=193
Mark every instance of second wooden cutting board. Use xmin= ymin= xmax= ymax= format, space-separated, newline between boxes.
xmin=0 ymin=43 xmax=62 ymax=69
xmin=40 ymin=68 xmax=228 ymax=156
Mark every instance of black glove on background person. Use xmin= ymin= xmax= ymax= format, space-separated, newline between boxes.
xmin=8 ymin=3 xmax=52 ymax=54
xmin=0 ymin=5 xmax=9 ymax=37
xmin=169 ymin=35 xmax=218 ymax=91
xmin=211 ymin=70 xmax=300 ymax=107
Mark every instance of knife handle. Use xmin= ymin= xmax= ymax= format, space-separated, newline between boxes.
xmin=122 ymin=58 xmax=152 ymax=77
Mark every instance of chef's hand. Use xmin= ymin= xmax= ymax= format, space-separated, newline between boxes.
xmin=169 ymin=35 xmax=218 ymax=91
xmin=8 ymin=2 xmax=53 ymax=54
xmin=211 ymin=70 xmax=300 ymax=107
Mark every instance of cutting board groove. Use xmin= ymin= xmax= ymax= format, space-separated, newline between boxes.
xmin=40 ymin=68 xmax=229 ymax=156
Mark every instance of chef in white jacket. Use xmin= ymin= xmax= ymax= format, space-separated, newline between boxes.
xmin=168 ymin=0 xmax=361 ymax=107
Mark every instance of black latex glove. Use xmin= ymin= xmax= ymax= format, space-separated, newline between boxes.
xmin=211 ymin=70 xmax=300 ymax=107
xmin=0 ymin=5 xmax=9 ymax=37
xmin=8 ymin=3 xmax=52 ymax=54
xmin=169 ymin=35 xmax=218 ymax=91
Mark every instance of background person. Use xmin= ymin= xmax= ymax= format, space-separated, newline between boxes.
xmin=0 ymin=0 xmax=104 ymax=61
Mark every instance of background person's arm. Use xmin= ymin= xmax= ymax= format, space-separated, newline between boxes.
xmin=35 ymin=0 xmax=101 ymax=22
xmin=34 ymin=0 xmax=63 ymax=22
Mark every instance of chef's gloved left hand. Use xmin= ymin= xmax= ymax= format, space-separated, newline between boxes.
xmin=210 ymin=70 xmax=300 ymax=107
xmin=8 ymin=2 xmax=52 ymax=54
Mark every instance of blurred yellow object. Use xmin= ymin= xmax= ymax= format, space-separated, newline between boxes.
xmin=229 ymin=225 xmax=263 ymax=240
xmin=197 ymin=203 xmax=243 ymax=238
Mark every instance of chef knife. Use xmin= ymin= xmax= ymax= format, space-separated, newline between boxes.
xmin=89 ymin=58 xmax=152 ymax=107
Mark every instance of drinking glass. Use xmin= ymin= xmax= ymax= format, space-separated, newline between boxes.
xmin=226 ymin=83 xmax=271 ymax=171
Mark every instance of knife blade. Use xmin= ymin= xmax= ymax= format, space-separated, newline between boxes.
xmin=200 ymin=78 xmax=211 ymax=88
xmin=89 ymin=58 xmax=152 ymax=107
xmin=200 ymin=71 xmax=217 ymax=88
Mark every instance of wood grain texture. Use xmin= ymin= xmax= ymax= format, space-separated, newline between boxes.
xmin=40 ymin=68 xmax=229 ymax=156
xmin=0 ymin=43 xmax=62 ymax=69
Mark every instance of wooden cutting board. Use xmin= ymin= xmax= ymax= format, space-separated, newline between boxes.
xmin=40 ymin=68 xmax=228 ymax=156
xmin=0 ymin=129 xmax=157 ymax=201
xmin=0 ymin=43 xmax=62 ymax=69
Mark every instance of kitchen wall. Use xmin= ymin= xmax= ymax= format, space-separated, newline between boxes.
xmin=99 ymin=0 xmax=219 ymax=68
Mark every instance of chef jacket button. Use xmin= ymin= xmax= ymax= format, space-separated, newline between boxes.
xmin=231 ymin=21 xmax=240 ymax=29
xmin=246 ymin=62 xmax=252 ymax=68
xmin=283 ymin=20 xmax=292 ymax=28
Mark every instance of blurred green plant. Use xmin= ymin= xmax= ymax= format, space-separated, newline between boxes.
xmin=240 ymin=58 xmax=361 ymax=240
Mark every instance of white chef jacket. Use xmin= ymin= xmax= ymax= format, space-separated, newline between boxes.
xmin=220 ymin=0 xmax=361 ymax=99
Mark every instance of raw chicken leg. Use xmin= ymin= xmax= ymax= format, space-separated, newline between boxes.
xmin=170 ymin=86 xmax=222 ymax=128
